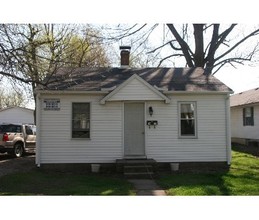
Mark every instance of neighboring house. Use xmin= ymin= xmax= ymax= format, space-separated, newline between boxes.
xmin=230 ymin=88 xmax=259 ymax=146
xmin=35 ymin=48 xmax=233 ymax=168
xmin=0 ymin=106 xmax=34 ymax=124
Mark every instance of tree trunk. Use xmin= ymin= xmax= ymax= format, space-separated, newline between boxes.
xmin=193 ymin=24 xmax=205 ymax=67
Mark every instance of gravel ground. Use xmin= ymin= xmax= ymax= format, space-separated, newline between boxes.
xmin=0 ymin=153 xmax=36 ymax=178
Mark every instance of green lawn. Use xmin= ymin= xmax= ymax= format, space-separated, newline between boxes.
xmin=157 ymin=150 xmax=259 ymax=195
xmin=0 ymin=171 xmax=135 ymax=195
xmin=1 ymin=149 xmax=258 ymax=196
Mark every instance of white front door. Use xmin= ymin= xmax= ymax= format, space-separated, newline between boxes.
xmin=124 ymin=103 xmax=145 ymax=157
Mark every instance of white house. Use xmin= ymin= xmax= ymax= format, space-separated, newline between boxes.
xmin=35 ymin=48 xmax=233 ymax=169
xmin=230 ymin=88 xmax=259 ymax=146
xmin=0 ymin=106 xmax=34 ymax=124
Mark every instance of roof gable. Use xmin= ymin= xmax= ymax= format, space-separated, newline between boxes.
xmin=100 ymin=74 xmax=170 ymax=104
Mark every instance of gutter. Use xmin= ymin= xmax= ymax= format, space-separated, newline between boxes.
xmin=225 ymin=94 xmax=232 ymax=165
xmin=35 ymin=93 xmax=41 ymax=167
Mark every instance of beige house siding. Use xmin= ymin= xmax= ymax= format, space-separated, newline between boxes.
xmin=231 ymin=104 xmax=259 ymax=142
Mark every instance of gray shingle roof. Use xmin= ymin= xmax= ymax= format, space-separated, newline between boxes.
xmin=40 ymin=67 xmax=232 ymax=93
xmin=230 ymin=87 xmax=259 ymax=107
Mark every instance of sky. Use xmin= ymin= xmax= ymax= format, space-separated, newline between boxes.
xmin=215 ymin=66 xmax=259 ymax=93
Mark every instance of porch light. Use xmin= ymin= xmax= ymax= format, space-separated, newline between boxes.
xmin=149 ymin=106 xmax=153 ymax=116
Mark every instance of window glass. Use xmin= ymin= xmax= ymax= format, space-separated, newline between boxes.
xmin=72 ymin=103 xmax=90 ymax=138
xmin=243 ymin=107 xmax=254 ymax=126
xmin=26 ymin=126 xmax=33 ymax=135
xmin=180 ymin=103 xmax=196 ymax=137
xmin=44 ymin=99 xmax=60 ymax=110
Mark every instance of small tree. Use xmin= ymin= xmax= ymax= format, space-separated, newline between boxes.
xmin=0 ymin=88 xmax=27 ymax=109
xmin=0 ymin=24 xmax=111 ymax=123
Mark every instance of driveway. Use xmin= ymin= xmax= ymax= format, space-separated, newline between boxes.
xmin=0 ymin=153 xmax=36 ymax=177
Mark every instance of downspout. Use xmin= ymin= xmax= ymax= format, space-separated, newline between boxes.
xmin=36 ymin=93 xmax=41 ymax=167
xmin=225 ymin=94 xmax=232 ymax=165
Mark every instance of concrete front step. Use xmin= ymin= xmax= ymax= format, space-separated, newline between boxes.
xmin=116 ymin=158 xmax=157 ymax=178
xmin=124 ymin=165 xmax=153 ymax=172
xmin=116 ymin=158 xmax=157 ymax=165
xmin=124 ymin=172 xmax=155 ymax=179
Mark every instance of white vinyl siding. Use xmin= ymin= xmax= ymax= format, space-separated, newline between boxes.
xmin=145 ymin=95 xmax=228 ymax=162
xmin=108 ymin=78 xmax=164 ymax=101
xmin=39 ymin=94 xmax=123 ymax=163
xmin=37 ymin=93 xmax=229 ymax=164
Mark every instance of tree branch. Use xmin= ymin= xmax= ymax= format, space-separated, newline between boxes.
xmin=212 ymin=57 xmax=253 ymax=74
xmin=166 ymin=24 xmax=194 ymax=67
xmin=215 ymin=27 xmax=259 ymax=62
xmin=157 ymin=53 xmax=184 ymax=67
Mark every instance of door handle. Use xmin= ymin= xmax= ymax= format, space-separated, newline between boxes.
xmin=142 ymin=132 xmax=145 ymax=134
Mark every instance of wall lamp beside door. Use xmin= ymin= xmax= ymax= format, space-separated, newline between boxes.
xmin=149 ymin=106 xmax=153 ymax=116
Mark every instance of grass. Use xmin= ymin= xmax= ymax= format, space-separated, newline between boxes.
xmin=157 ymin=150 xmax=259 ymax=195
xmin=0 ymin=171 xmax=135 ymax=195
xmin=1 ymin=148 xmax=258 ymax=196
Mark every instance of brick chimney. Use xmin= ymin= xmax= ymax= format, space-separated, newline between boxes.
xmin=120 ymin=46 xmax=131 ymax=67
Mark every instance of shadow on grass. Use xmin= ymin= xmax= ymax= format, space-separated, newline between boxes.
xmin=232 ymin=143 xmax=259 ymax=157
xmin=0 ymin=170 xmax=135 ymax=196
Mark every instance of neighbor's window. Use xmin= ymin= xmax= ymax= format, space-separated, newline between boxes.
xmin=72 ymin=103 xmax=90 ymax=138
xmin=243 ymin=107 xmax=254 ymax=126
xmin=179 ymin=102 xmax=197 ymax=138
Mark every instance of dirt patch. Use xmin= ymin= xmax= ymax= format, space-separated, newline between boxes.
xmin=0 ymin=154 xmax=36 ymax=177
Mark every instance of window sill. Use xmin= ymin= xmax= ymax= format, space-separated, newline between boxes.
xmin=71 ymin=138 xmax=91 ymax=140
xmin=178 ymin=136 xmax=198 ymax=139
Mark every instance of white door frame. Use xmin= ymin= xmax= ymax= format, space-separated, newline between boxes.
xmin=123 ymin=101 xmax=146 ymax=158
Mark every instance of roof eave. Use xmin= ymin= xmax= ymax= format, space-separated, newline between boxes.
xmin=36 ymin=90 xmax=109 ymax=95
xmin=230 ymin=101 xmax=259 ymax=108
xmin=164 ymin=90 xmax=233 ymax=95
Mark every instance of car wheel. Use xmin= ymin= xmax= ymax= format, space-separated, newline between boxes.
xmin=14 ymin=143 xmax=24 ymax=158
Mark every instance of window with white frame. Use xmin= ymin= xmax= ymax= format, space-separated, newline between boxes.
xmin=179 ymin=102 xmax=197 ymax=137
xmin=72 ymin=103 xmax=90 ymax=138
xmin=243 ymin=107 xmax=254 ymax=126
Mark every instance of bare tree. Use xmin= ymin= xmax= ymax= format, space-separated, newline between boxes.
xmin=160 ymin=24 xmax=259 ymax=74
xmin=102 ymin=24 xmax=259 ymax=74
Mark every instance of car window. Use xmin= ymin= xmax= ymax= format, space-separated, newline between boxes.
xmin=32 ymin=126 xmax=36 ymax=135
xmin=25 ymin=126 xmax=33 ymax=135
xmin=0 ymin=125 xmax=22 ymax=133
